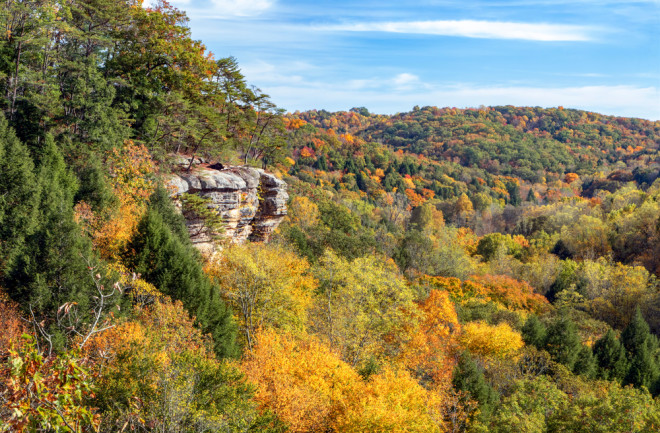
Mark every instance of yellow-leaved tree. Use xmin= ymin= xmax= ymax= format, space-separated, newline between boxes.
xmin=458 ymin=321 xmax=524 ymax=361
xmin=241 ymin=329 xmax=448 ymax=433
xmin=311 ymin=250 xmax=417 ymax=367
xmin=207 ymin=242 xmax=316 ymax=349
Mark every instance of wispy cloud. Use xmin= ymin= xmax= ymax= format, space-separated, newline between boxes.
xmin=318 ymin=20 xmax=597 ymax=41
xmin=164 ymin=0 xmax=275 ymax=18
xmin=253 ymin=74 xmax=660 ymax=119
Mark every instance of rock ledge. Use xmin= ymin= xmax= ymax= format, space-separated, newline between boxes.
xmin=167 ymin=165 xmax=288 ymax=254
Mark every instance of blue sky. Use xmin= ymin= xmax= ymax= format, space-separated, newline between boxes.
xmin=163 ymin=0 xmax=659 ymax=119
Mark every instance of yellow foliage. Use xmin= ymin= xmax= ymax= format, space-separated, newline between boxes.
xmin=240 ymin=329 xmax=361 ymax=433
xmin=338 ymin=367 xmax=445 ymax=432
xmin=77 ymin=141 xmax=156 ymax=260
xmin=207 ymin=243 xmax=316 ymax=349
xmin=287 ymin=195 xmax=320 ymax=231
xmin=107 ymin=263 xmax=160 ymax=307
xmin=241 ymin=330 xmax=446 ymax=433
xmin=458 ymin=321 xmax=524 ymax=360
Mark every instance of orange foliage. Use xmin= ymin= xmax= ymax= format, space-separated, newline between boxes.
xmin=242 ymin=329 xmax=448 ymax=433
xmin=285 ymin=118 xmax=307 ymax=130
xmin=417 ymin=274 xmax=549 ymax=314
xmin=76 ymin=141 xmax=156 ymax=260
xmin=564 ymin=172 xmax=579 ymax=184
xmin=405 ymin=188 xmax=426 ymax=208
xmin=399 ymin=290 xmax=459 ymax=388
xmin=299 ymin=146 xmax=316 ymax=159
xmin=0 ymin=290 xmax=27 ymax=358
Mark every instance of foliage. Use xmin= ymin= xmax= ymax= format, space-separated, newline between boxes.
xmin=311 ymin=250 xmax=417 ymax=366
xmin=458 ymin=321 xmax=524 ymax=361
xmin=125 ymin=193 xmax=238 ymax=358
xmin=0 ymin=335 xmax=99 ymax=433
xmin=207 ymin=242 xmax=315 ymax=349
xmin=85 ymin=300 xmax=276 ymax=432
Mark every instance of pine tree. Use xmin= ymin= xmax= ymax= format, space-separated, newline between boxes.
xmin=521 ymin=314 xmax=546 ymax=349
xmin=126 ymin=194 xmax=238 ymax=358
xmin=573 ymin=345 xmax=597 ymax=378
xmin=526 ymin=188 xmax=538 ymax=204
xmin=543 ymin=317 xmax=582 ymax=369
xmin=621 ymin=308 xmax=659 ymax=391
xmin=621 ymin=308 xmax=656 ymax=356
xmin=593 ymin=329 xmax=628 ymax=382
xmin=452 ymin=351 xmax=498 ymax=417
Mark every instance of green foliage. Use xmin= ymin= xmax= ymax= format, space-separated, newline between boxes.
xmin=181 ymin=192 xmax=225 ymax=242
xmin=543 ymin=317 xmax=582 ymax=370
xmin=521 ymin=315 xmax=547 ymax=349
xmin=0 ymin=114 xmax=39 ymax=275
xmin=593 ymin=329 xmax=629 ymax=382
xmin=621 ymin=309 xmax=659 ymax=391
xmin=5 ymin=138 xmax=95 ymax=344
xmin=452 ymin=351 xmax=499 ymax=418
xmin=125 ymin=194 xmax=238 ymax=358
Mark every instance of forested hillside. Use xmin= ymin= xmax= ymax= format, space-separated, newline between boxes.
xmin=1 ymin=1 xmax=660 ymax=432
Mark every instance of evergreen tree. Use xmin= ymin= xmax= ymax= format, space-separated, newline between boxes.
xmin=452 ymin=351 xmax=498 ymax=417
xmin=573 ymin=345 xmax=597 ymax=378
xmin=543 ymin=317 xmax=582 ymax=370
xmin=0 ymin=115 xmax=40 ymax=276
xmin=593 ymin=329 xmax=628 ymax=382
xmin=147 ymin=185 xmax=190 ymax=244
xmin=507 ymin=182 xmax=522 ymax=206
xmin=521 ymin=315 xmax=546 ymax=349
xmin=625 ymin=343 xmax=659 ymax=392
xmin=526 ymin=188 xmax=538 ymax=204
xmin=621 ymin=309 xmax=659 ymax=391
xmin=621 ymin=308 xmax=657 ymax=357
xmin=7 ymin=138 xmax=92 ymax=312
xmin=126 ymin=195 xmax=238 ymax=358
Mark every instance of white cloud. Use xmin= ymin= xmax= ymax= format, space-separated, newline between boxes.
xmin=254 ymin=76 xmax=659 ymax=120
xmin=208 ymin=0 xmax=273 ymax=17
xmin=319 ymin=20 xmax=596 ymax=41
xmin=153 ymin=0 xmax=274 ymax=18
xmin=393 ymin=73 xmax=420 ymax=86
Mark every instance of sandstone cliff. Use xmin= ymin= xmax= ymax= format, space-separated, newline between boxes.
xmin=167 ymin=165 xmax=288 ymax=254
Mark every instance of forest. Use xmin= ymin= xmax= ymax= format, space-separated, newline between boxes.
xmin=1 ymin=0 xmax=660 ymax=432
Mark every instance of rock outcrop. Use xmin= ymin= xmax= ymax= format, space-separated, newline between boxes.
xmin=167 ymin=165 xmax=288 ymax=254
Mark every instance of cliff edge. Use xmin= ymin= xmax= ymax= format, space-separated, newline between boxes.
xmin=167 ymin=164 xmax=288 ymax=254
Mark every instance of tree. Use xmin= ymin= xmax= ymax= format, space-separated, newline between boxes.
xmin=452 ymin=352 xmax=498 ymax=418
xmin=522 ymin=315 xmax=546 ymax=349
xmin=311 ymin=250 xmax=416 ymax=367
xmin=5 ymin=138 xmax=95 ymax=343
xmin=621 ymin=309 xmax=659 ymax=391
xmin=208 ymin=242 xmax=315 ymax=350
xmin=0 ymin=114 xmax=39 ymax=276
xmin=485 ymin=376 xmax=568 ymax=433
xmin=86 ymin=300 xmax=277 ymax=433
xmin=240 ymin=329 xmax=362 ymax=433
xmin=0 ymin=335 xmax=99 ymax=432
xmin=593 ymin=329 xmax=628 ymax=382
xmin=125 ymin=194 xmax=238 ymax=358
xmin=458 ymin=321 xmax=524 ymax=361
xmin=573 ymin=345 xmax=597 ymax=378
xmin=543 ymin=317 xmax=582 ymax=370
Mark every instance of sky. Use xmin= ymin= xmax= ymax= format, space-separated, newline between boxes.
xmin=163 ymin=0 xmax=660 ymax=119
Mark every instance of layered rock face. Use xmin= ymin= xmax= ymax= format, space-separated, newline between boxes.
xmin=167 ymin=165 xmax=288 ymax=254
